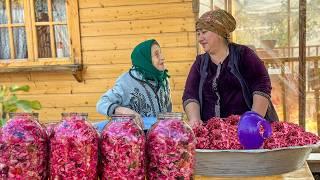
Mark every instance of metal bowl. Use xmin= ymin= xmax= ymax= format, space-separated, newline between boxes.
xmin=195 ymin=142 xmax=320 ymax=176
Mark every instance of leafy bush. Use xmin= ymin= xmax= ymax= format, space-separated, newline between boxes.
xmin=0 ymin=85 xmax=41 ymax=126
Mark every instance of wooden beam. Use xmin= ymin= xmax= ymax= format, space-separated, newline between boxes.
xmin=67 ymin=0 xmax=82 ymax=65
xmin=79 ymin=2 xmax=194 ymax=23
xmin=30 ymin=0 xmax=39 ymax=60
xmin=280 ymin=61 xmax=287 ymax=121
xmin=80 ymin=18 xmax=195 ymax=37
xmin=6 ymin=0 xmax=15 ymax=59
xmin=0 ymin=64 xmax=82 ymax=75
xmin=287 ymin=0 xmax=291 ymax=56
xmin=25 ymin=0 xmax=35 ymax=61
xmin=316 ymin=49 xmax=320 ymax=136
xmin=192 ymin=0 xmax=200 ymax=54
xmin=71 ymin=64 xmax=83 ymax=82
xmin=261 ymin=56 xmax=319 ymax=64
xmin=192 ymin=0 xmax=199 ymax=14
xmin=315 ymin=61 xmax=320 ymax=135
xmin=48 ymin=0 xmax=56 ymax=58
xmin=299 ymin=0 xmax=306 ymax=129
xmin=79 ymin=0 xmax=192 ymax=9
xmin=81 ymin=32 xmax=196 ymax=51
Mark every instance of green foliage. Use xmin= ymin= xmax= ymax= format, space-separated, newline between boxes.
xmin=0 ymin=85 xmax=41 ymax=127
xmin=235 ymin=0 xmax=320 ymax=47
xmin=262 ymin=0 xmax=320 ymax=47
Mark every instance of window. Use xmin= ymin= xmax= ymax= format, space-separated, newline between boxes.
xmin=0 ymin=0 xmax=82 ymax=81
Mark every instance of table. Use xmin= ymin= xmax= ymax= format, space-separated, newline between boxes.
xmin=307 ymin=153 xmax=320 ymax=173
xmin=195 ymin=162 xmax=314 ymax=180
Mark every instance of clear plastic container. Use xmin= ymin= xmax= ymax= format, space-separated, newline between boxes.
xmin=0 ymin=112 xmax=48 ymax=179
xmin=50 ymin=112 xmax=98 ymax=179
xmin=44 ymin=122 xmax=57 ymax=139
xmin=147 ymin=112 xmax=196 ymax=179
xmin=100 ymin=114 xmax=145 ymax=180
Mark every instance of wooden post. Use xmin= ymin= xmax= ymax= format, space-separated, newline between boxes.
xmin=316 ymin=89 xmax=320 ymax=135
xmin=224 ymin=0 xmax=228 ymax=11
xmin=283 ymin=0 xmax=291 ymax=122
xmin=192 ymin=0 xmax=199 ymax=15
xmin=192 ymin=0 xmax=200 ymax=54
xmin=315 ymin=60 xmax=320 ymax=135
xmin=281 ymin=60 xmax=287 ymax=121
xmin=316 ymin=48 xmax=320 ymax=135
xmin=287 ymin=0 xmax=291 ymax=54
xmin=227 ymin=0 xmax=232 ymax=40
xmin=298 ymin=0 xmax=306 ymax=129
xmin=282 ymin=0 xmax=289 ymax=122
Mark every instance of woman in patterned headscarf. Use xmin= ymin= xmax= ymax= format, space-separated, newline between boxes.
xmin=183 ymin=9 xmax=278 ymax=127
xmin=96 ymin=39 xmax=172 ymax=129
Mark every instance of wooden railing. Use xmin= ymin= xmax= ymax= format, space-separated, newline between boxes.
xmin=259 ymin=45 xmax=320 ymax=58
xmin=256 ymin=46 xmax=320 ymax=135
xmin=256 ymin=46 xmax=320 ymax=92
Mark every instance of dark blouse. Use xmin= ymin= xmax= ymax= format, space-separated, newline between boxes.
xmin=182 ymin=44 xmax=271 ymax=122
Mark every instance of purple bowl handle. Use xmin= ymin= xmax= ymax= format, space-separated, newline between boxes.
xmin=258 ymin=120 xmax=272 ymax=139
xmin=238 ymin=111 xmax=273 ymax=149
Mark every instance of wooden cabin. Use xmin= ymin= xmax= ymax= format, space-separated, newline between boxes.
xmin=0 ymin=0 xmax=197 ymax=123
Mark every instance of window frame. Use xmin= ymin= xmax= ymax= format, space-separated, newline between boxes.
xmin=0 ymin=0 xmax=83 ymax=82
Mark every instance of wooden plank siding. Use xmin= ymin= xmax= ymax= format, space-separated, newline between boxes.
xmin=79 ymin=2 xmax=194 ymax=23
xmin=0 ymin=0 xmax=197 ymax=123
xmin=81 ymin=32 xmax=196 ymax=51
xmin=79 ymin=0 xmax=193 ymax=8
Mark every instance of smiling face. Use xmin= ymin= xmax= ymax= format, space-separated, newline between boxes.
xmin=197 ymin=29 xmax=225 ymax=54
xmin=151 ymin=43 xmax=165 ymax=71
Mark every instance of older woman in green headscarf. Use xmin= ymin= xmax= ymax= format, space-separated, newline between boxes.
xmin=96 ymin=39 xmax=172 ymax=129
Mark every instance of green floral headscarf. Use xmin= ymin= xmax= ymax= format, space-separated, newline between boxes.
xmin=131 ymin=39 xmax=170 ymax=88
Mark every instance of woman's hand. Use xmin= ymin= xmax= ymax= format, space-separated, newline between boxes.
xmin=114 ymin=107 xmax=144 ymax=129
xmin=184 ymin=102 xmax=202 ymax=128
xmin=188 ymin=119 xmax=203 ymax=128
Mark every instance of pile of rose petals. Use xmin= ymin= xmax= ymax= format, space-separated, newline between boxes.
xmin=100 ymin=119 xmax=145 ymax=179
xmin=0 ymin=114 xmax=48 ymax=179
xmin=147 ymin=119 xmax=196 ymax=179
xmin=193 ymin=115 xmax=320 ymax=150
xmin=50 ymin=115 xmax=98 ymax=179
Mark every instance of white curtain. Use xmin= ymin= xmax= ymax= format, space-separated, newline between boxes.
xmin=13 ymin=27 xmax=27 ymax=59
xmin=12 ymin=0 xmax=27 ymax=59
xmin=0 ymin=0 xmax=10 ymax=59
xmin=52 ymin=0 xmax=66 ymax=21
xmin=54 ymin=25 xmax=69 ymax=57
xmin=53 ymin=0 xmax=69 ymax=58
xmin=0 ymin=0 xmax=27 ymax=59
xmin=0 ymin=28 xmax=10 ymax=59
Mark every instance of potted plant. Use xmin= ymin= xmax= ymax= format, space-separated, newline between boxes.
xmin=0 ymin=85 xmax=41 ymax=126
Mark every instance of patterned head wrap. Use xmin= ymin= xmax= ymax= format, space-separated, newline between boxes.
xmin=196 ymin=9 xmax=236 ymax=39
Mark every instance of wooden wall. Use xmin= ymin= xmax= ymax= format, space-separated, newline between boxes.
xmin=0 ymin=0 xmax=197 ymax=123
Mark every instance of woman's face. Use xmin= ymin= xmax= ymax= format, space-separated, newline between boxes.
xmin=151 ymin=44 xmax=165 ymax=71
xmin=197 ymin=29 xmax=224 ymax=54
